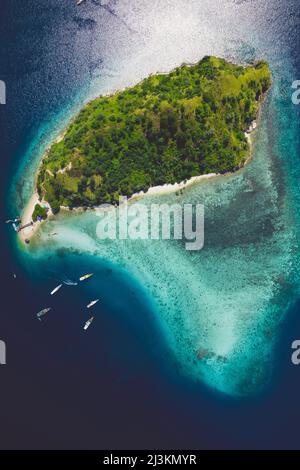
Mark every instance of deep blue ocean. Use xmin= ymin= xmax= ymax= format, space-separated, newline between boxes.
xmin=1 ymin=0 xmax=300 ymax=450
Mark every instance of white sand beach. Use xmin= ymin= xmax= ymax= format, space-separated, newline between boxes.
xmin=18 ymin=191 xmax=40 ymax=243
xmin=129 ymin=173 xmax=218 ymax=202
xmin=18 ymin=191 xmax=51 ymax=243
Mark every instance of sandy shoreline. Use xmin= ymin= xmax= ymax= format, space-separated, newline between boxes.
xmin=129 ymin=172 xmax=218 ymax=201
xmin=17 ymin=128 xmax=67 ymax=244
xmin=18 ymin=171 xmax=219 ymax=244
xmin=18 ymin=129 xmax=255 ymax=245
xmin=57 ymin=172 xmax=218 ymax=215
xmin=18 ymin=191 xmax=41 ymax=242
xmin=18 ymin=191 xmax=53 ymax=243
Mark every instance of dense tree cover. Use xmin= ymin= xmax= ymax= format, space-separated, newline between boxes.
xmin=37 ymin=56 xmax=271 ymax=211
xmin=32 ymin=204 xmax=48 ymax=221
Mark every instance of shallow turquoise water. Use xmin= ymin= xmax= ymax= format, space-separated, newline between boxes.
xmin=11 ymin=0 xmax=300 ymax=397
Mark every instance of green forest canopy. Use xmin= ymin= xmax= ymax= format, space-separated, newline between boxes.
xmin=32 ymin=203 xmax=48 ymax=222
xmin=37 ymin=56 xmax=271 ymax=213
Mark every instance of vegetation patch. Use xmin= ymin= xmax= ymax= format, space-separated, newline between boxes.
xmin=32 ymin=204 xmax=48 ymax=222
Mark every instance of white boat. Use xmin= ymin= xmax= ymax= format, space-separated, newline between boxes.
xmin=79 ymin=273 xmax=94 ymax=282
xmin=50 ymin=284 xmax=63 ymax=295
xmin=77 ymin=0 xmax=85 ymax=5
xmin=63 ymin=279 xmax=78 ymax=286
xmin=84 ymin=316 xmax=94 ymax=330
xmin=37 ymin=308 xmax=51 ymax=320
xmin=5 ymin=217 xmax=20 ymax=224
xmin=87 ymin=299 xmax=99 ymax=309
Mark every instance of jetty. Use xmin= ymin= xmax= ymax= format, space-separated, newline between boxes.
xmin=17 ymin=221 xmax=33 ymax=232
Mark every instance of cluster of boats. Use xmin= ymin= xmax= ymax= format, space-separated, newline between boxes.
xmin=37 ymin=273 xmax=99 ymax=330
xmin=6 ymin=217 xmax=21 ymax=232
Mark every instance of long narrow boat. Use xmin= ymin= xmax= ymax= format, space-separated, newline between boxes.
xmin=37 ymin=308 xmax=51 ymax=321
xmin=87 ymin=299 xmax=99 ymax=309
xmin=84 ymin=316 xmax=94 ymax=330
xmin=50 ymin=284 xmax=63 ymax=295
xmin=63 ymin=279 xmax=78 ymax=286
xmin=5 ymin=217 xmax=20 ymax=224
xmin=79 ymin=273 xmax=94 ymax=282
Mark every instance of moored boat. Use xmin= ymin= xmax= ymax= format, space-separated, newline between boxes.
xmin=84 ymin=316 xmax=94 ymax=330
xmin=37 ymin=308 xmax=51 ymax=321
xmin=87 ymin=299 xmax=99 ymax=309
xmin=50 ymin=284 xmax=63 ymax=295
xmin=79 ymin=273 xmax=94 ymax=282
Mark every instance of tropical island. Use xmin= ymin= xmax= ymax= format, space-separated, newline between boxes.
xmin=23 ymin=56 xmax=271 ymax=231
